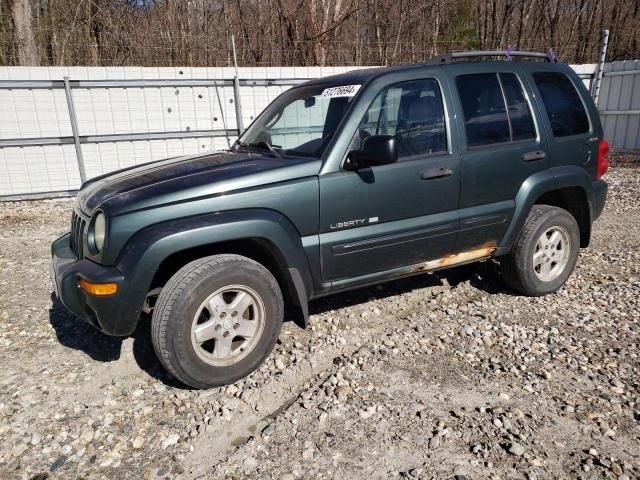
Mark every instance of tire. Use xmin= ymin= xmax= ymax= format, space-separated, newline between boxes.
xmin=501 ymin=205 xmax=580 ymax=296
xmin=151 ymin=254 xmax=284 ymax=389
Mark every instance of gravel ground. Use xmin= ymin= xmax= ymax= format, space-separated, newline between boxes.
xmin=0 ymin=157 xmax=639 ymax=480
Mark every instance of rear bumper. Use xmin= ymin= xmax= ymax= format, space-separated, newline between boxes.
xmin=50 ymin=233 xmax=139 ymax=336
xmin=592 ymin=179 xmax=608 ymax=221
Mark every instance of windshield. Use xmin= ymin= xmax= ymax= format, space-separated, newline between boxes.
xmin=235 ymin=83 xmax=361 ymax=159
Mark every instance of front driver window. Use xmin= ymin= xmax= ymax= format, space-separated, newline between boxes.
xmin=267 ymin=95 xmax=340 ymax=150
xmin=352 ymin=79 xmax=447 ymax=159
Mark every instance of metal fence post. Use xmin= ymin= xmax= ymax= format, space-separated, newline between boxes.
xmin=63 ymin=76 xmax=87 ymax=183
xmin=231 ymin=34 xmax=244 ymax=135
xmin=591 ymin=29 xmax=609 ymax=107
xmin=212 ymin=79 xmax=232 ymax=148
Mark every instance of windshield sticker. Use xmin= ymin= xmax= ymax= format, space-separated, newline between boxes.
xmin=321 ymin=84 xmax=361 ymax=98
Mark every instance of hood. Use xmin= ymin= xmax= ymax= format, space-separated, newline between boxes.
xmin=76 ymin=151 xmax=315 ymax=214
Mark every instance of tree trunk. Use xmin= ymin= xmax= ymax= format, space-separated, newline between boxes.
xmin=12 ymin=0 xmax=39 ymax=65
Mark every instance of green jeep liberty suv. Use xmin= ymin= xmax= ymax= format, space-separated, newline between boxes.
xmin=51 ymin=51 xmax=609 ymax=388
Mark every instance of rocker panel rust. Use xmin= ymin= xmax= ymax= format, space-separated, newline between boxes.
xmin=409 ymin=242 xmax=497 ymax=273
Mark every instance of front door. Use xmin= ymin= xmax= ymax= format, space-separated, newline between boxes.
xmin=319 ymin=77 xmax=460 ymax=283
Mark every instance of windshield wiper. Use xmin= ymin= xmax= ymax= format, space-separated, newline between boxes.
xmin=236 ymin=141 xmax=282 ymax=159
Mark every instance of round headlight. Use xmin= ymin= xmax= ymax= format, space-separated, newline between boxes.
xmin=93 ymin=213 xmax=106 ymax=252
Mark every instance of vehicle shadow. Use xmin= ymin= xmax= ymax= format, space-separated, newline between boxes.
xmin=309 ymin=260 xmax=508 ymax=315
xmin=48 ymin=260 xmax=510 ymax=387
xmin=131 ymin=314 xmax=189 ymax=389
xmin=49 ymin=293 xmax=124 ymax=362
xmin=48 ymin=293 xmax=187 ymax=387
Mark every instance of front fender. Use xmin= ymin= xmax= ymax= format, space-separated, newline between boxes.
xmin=498 ymin=166 xmax=597 ymax=253
xmin=112 ymin=209 xmax=314 ymax=334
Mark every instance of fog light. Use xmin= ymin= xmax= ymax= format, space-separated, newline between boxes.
xmin=79 ymin=279 xmax=118 ymax=296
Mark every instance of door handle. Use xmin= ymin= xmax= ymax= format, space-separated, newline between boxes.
xmin=421 ymin=167 xmax=453 ymax=180
xmin=522 ymin=150 xmax=546 ymax=162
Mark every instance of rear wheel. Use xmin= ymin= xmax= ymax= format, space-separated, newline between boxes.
xmin=501 ymin=205 xmax=580 ymax=296
xmin=151 ymin=254 xmax=283 ymax=388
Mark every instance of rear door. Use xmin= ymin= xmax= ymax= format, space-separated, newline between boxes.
xmin=445 ymin=62 xmax=549 ymax=251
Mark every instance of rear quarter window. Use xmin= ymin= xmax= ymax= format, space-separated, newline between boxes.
xmin=532 ymin=72 xmax=590 ymax=137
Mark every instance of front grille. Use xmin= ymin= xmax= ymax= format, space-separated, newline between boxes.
xmin=69 ymin=210 xmax=87 ymax=260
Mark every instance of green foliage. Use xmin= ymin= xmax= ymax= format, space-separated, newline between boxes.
xmin=439 ymin=0 xmax=480 ymax=51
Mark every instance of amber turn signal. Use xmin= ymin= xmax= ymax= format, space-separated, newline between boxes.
xmin=79 ymin=278 xmax=118 ymax=296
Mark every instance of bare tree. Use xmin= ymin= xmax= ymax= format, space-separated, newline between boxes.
xmin=1 ymin=0 xmax=638 ymax=67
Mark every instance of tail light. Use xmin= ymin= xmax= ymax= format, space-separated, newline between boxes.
xmin=597 ymin=138 xmax=610 ymax=180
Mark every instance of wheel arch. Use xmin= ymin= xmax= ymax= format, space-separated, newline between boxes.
xmin=498 ymin=167 xmax=596 ymax=254
xmin=534 ymin=186 xmax=591 ymax=247
xmin=116 ymin=209 xmax=313 ymax=330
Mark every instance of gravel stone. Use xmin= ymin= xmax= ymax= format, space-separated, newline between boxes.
xmin=132 ymin=436 xmax=145 ymax=449
xmin=508 ymin=442 xmax=525 ymax=456
xmin=161 ymin=434 xmax=180 ymax=449
xmin=11 ymin=443 xmax=27 ymax=458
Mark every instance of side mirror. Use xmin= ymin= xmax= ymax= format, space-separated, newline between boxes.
xmin=345 ymin=135 xmax=398 ymax=170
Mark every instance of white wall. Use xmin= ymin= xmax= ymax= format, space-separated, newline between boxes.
xmin=0 ymin=64 xmax=595 ymax=197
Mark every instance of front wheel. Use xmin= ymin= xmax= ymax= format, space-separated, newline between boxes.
xmin=501 ymin=205 xmax=580 ymax=296
xmin=151 ymin=254 xmax=284 ymax=389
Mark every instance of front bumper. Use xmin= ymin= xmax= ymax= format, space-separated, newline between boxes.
xmin=50 ymin=233 xmax=138 ymax=336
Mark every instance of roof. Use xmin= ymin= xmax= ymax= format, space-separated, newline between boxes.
xmin=296 ymin=63 xmax=429 ymax=87
xmin=298 ymin=53 xmax=562 ymax=88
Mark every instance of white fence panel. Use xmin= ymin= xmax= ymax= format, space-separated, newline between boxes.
xmin=1 ymin=145 xmax=81 ymax=194
xmin=597 ymin=60 xmax=640 ymax=151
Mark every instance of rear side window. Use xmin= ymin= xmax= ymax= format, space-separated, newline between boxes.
xmin=533 ymin=72 xmax=589 ymax=137
xmin=501 ymin=74 xmax=536 ymax=141
xmin=457 ymin=74 xmax=510 ymax=147
xmin=456 ymin=73 xmax=536 ymax=147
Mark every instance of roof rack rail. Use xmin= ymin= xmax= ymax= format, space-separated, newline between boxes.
xmin=428 ymin=49 xmax=559 ymax=65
